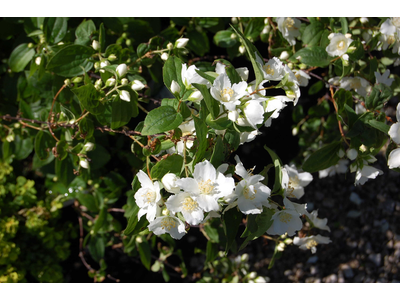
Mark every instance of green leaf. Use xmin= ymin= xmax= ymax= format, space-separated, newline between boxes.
xmin=187 ymin=30 xmax=209 ymax=56
xmin=347 ymin=40 xmax=364 ymax=62
xmin=150 ymin=154 xmax=183 ymax=180
xmin=334 ymin=89 xmax=353 ymax=113
xmin=230 ymin=25 xmax=265 ymax=89
xmin=47 ymin=44 xmax=95 ymax=77
xmin=368 ymin=119 xmax=390 ymax=134
xmin=192 ymin=83 xmax=219 ymax=119
xmin=88 ymin=235 xmax=105 ymax=262
xmin=161 ymin=98 xmax=191 ymax=119
xmin=99 ymin=23 xmax=106 ymax=53
xmin=75 ymin=19 xmax=96 ymax=45
xmin=210 ymin=135 xmax=225 ymax=168
xmin=137 ymin=238 xmax=152 ymax=270
xmin=194 ymin=69 xmax=216 ymax=85
xmin=264 ymin=146 xmax=283 ymax=194
xmin=93 ymin=207 xmax=108 ymax=235
xmin=141 ymin=106 xmax=183 ymax=135
xmin=193 ymin=115 xmax=208 ymax=164
xmin=308 ymin=100 xmax=330 ymax=117
xmin=111 ymin=96 xmax=134 ymax=129
xmin=214 ymin=30 xmax=238 ymax=48
xmin=34 ymin=130 xmax=55 ymax=161
xmin=55 ymin=155 xmax=74 ymax=187
xmin=340 ymin=17 xmax=348 ymax=34
xmin=293 ymin=46 xmax=331 ymax=67
xmin=224 ymin=128 xmax=240 ymax=150
xmin=222 ymin=208 xmax=242 ymax=253
xmin=302 ymin=21 xmax=325 ymax=47
xmin=79 ymin=118 xmax=94 ymax=139
xmin=206 ymin=114 xmax=231 ymax=130
xmin=239 ymin=208 xmax=274 ymax=251
xmin=365 ymin=83 xmax=393 ymax=110
xmin=13 ymin=135 xmax=33 ymax=160
xmin=205 ymin=240 xmax=219 ymax=264
xmin=77 ymin=192 xmax=99 ymax=212
xmin=56 ymin=140 xmax=69 ymax=161
xmin=308 ymin=80 xmax=324 ymax=95
xmin=87 ymin=144 xmax=110 ymax=170
xmin=71 ymin=82 xmax=105 ymax=115
xmin=302 ymin=141 xmax=341 ymax=173
xmin=214 ymin=59 xmax=242 ymax=84
xmin=8 ymin=43 xmax=35 ymax=73
xmin=43 ymin=17 xmax=68 ymax=44
xmin=163 ymin=56 xmax=185 ymax=97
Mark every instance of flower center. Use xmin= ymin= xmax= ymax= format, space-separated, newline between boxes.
xmin=198 ymin=179 xmax=215 ymax=195
xmin=243 ymin=186 xmax=257 ymax=200
xmin=337 ymin=40 xmax=345 ymax=50
xmin=306 ymin=240 xmax=318 ymax=249
xmin=387 ymin=35 xmax=395 ymax=45
xmin=142 ymin=189 xmax=156 ymax=203
xmin=182 ymin=196 xmax=199 ymax=212
xmin=161 ymin=217 xmax=177 ymax=231
xmin=263 ymin=65 xmax=275 ymax=75
xmin=220 ymin=88 xmax=234 ymax=102
xmin=279 ymin=212 xmax=293 ymax=224
xmin=285 ymin=17 xmax=295 ymax=29
xmin=392 ymin=17 xmax=400 ymax=28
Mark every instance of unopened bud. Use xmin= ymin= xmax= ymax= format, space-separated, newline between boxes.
xmin=95 ymin=79 xmax=102 ymax=88
xmin=72 ymin=77 xmax=83 ymax=84
xmin=230 ymin=33 xmax=237 ymax=40
xmin=161 ymin=52 xmax=169 ymax=61
xmin=359 ymin=144 xmax=367 ymax=152
xmin=345 ymin=33 xmax=352 ymax=39
xmin=167 ymin=42 xmax=174 ymax=50
xmin=108 ymin=54 xmax=117 ymax=61
xmin=337 ymin=148 xmax=345 ymax=158
xmin=35 ymin=57 xmax=42 ymax=66
xmin=131 ymin=80 xmax=145 ymax=91
xmin=188 ymin=90 xmax=203 ymax=102
xmin=170 ymin=80 xmax=181 ymax=94
xmin=175 ymin=38 xmax=189 ymax=48
xmin=27 ymin=43 xmax=34 ymax=48
xmin=347 ymin=46 xmax=357 ymax=53
xmin=64 ymin=79 xmax=71 ymax=86
xmin=94 ymin=62 xmax=100 ymax=70
xmin=287 ymin=62 xmax=294 ymax=69
xmin=262 ymin=25 xmax=271 ymax=35
xmin=346 ymin=148 xmax=358 ymax=160
xmin=360 ymin=17 xmax=369 ymax=24
xmin=80 ymin=158 xmax=89 ymax=169
xmin=121 ymin=78 xmax=129 ymax=86
xmin=292 ymin=127 xmax=299 ymax=136
xmin=105 ymin=78 xmax=116 ymax=87
xmin=239 ymin=45 xmax=246 ymax=54
xmin=279 ymin=51 xmax=290 ymax=60
xmin=92 ymin=40 xmax=100 ymax=50
xmin=84 ymin=142 xmax=95 ymax=152
xmin=116 ymin=64 xmax=128 ymax=78
xmin=119 ymin=90 xmax=131 ymax=102
xmin=299 ymin=63 xmax=307 ymax=70
xmin=231 ymin=17 xmax=238 ymax=24
xmin=126 ymin=39 xmax=131 ymax=46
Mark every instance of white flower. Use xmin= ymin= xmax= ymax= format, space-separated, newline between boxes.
xmin=267 ymin=198 xmax=303 ymax=236
xmin=148 ymin=215 xmax=186 ymax=240
xmin=318 ymin=159 xmax=349 ymax=178
xmin=388 ymin=148 xmax=400 ymax=169
xmin=105 ymin=77 xmax=116 ymax=87
xmin=80 ymin=158 xmax=89 ymax=169
xmin=264 ymin=96 xmax=291 ymax=127
xmin=119 ymin=90 xmax=130 ymax=102
xmin=339 ymin=76 xmax=371 ymax=97
xmin=176 ymin=160 xmax=235 ymax=212
xmin=83 ymin=142 xmax=95 ymax=152
xmin=360 ymin=17 xmax=369 ymax=24
xmin=276 ymin=17 xmax=301 ymax=46
xmin=282 ymin=165 xmax=313 ymax=199
xmin=181 ymin=63 xmax=210 ymax=90
xmin=210 ymin=72 xmax=248 ymax=111
xmin=355 ymin=165 xmax=383 ymax=186
xmin=170 ymin=80 xmax=181 ymax=94
xmin=134 ymin=170 xmax=162 ymax=222
xmin=346 ymin=148 xmax=358 ymax=160
xmin=279 ymin=51 xmax=290 ymax=61
xmin=293 ymin=70 xmax=311 ymax=87
xmin=325 ymin=33 xmax=353 ymax=57
xmin=116 ymin=63 xmax=128 ymax=78
xmin=239 ymin=130 xmax=260 ymax=145
xmin=305 ymin=210 xmax=330 ymax=232
xmin=375 ymin=70 xmax=394 ymax=87
xmin=131 ymin=80 xmax=145 ymax=91
xmin=215 ymin=62 xmax=249 ymax=81
xmin=175 ymin=38 xmax=189 ymax=48
xmin=233 ymin=155 xmax=271 ymax=214
xmin=100 ymin=60 xmax=110 ymax=73
xmin=236 ymin=100 xmax=265 ymax=129
xmin=293 ymin=234 xmax=331 ymax=254
xmin=161 ymin=173 xmax=180 ymax=194
xmin=166 ymin=192 xmax=204 ymax=225
xmin=389 ymin=103 xmax=400 ymax=144
xmin=256 ymin=55 xmax=285 ymax=81
xmin=380 ymin=18 xmax=400 ymax=36
xmin=161 ymin=52 xmax=169 ymax=61
xmin=92 ymin=40 xmax=100 ymax=50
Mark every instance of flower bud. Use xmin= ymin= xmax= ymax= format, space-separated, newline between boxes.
xmin=188 ymin=90 xmax=203 ymax=102
xmin=161 ymin=173 xmax=180 ymax=193
xmin=170 ymin=80 xmax=181 ymax=94
xmin=84 ymin=142 xmax=95 ymax=152
xmin=80 ymin=158 xmax=89 ymax=169
xmin=239 ymin=45 xmax=246 ymax=54
xmin=346 ymin=148 xmax=358 ymax=160
xmin=292 ymin=127 xmax=299 ymax=136
xmin=131 ymin=80 xmax=145 ymax=91
xmin=248 ymin=272 xmax=257 ymax=279
xmin=299 ymin=63 xmax=307 ymax=70
xmin=72 ymin=77 xmax=83 ymax=84
xmin=161 ymin=52 xmax=169 ymax=61
xmin=105 ymin=78 xmax=116 ymax=87
xmin=230 ymin=33 xmax=237 ymax=40
xmin=13 ymin=123 xmax=20 ymax=129
xmin=35 ymin=57 xmax=42 ymax=66
xmin=359 ymin=144 xmax=367 ymax=152
xmin=100 ymin=61 xmax=110 ymax=68
xmin=116 ymin=64 xmax=128 ymax=78
xmin=28 ymin=43 xmax=34 ymax=48
xmin=262 ymin=24 xmax=271 ymax=35
xmin=121 ymin=78 xmax=129 ymax=86
xmin=287 ymin=62 xmax=294 ymax=69
xmin=6 ymin=133 xmax=14 ymax=143
xmin=175 ymin=38 xmax=189 ymax=48
xmin=64 ymin=79 xmax=71 ymax=86
xmin=95 ymin=79 xmax=102 ymax=88
xmin=279 ymin=51 xmax=290 ymax=60
xmin=345 ymin=33 xmax=352 ymax=39
xmin=167 ymin=42 xmax=174 ymax=50
xmin=119 ymin=90 xmax=131 ymax=102
xmin=328 ymin=33 xmax=335 ymax=40
xmin=347 ymin=46 xmax=357 ymax=53
xmin=94 ymin=62 xmax=100 ymax=70
xmin=92 ymin=40 xmax=100 ymax=50
xmin=231 ymin=17 xmax=238 ymax=24
xmin=360 ymin=17 xmax=369 ymax=24
xmin=228 ymin=110 xmax=239 ymax=122
xmin=241 ymin=253 xmax=249 ymax=262
xmin=126 ymin=39 xmax=131 ymax=46
xmin=337 ymin=148 xmax=345 ymax=158
xmin=108 ymin=54 xmax=117 ymax=61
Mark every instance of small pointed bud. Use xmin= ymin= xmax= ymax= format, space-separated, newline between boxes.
xmin=94 ymin=62 xmax=100 ymax=70
xmin=345 ymin=33 xmax=352 ymax=39
xmin=230 ymin=33 xmax=237 ymax=39
xmin=108 ymin=54 xmax=117 ymax=61
xmin=161 ymin=52 xmax=169 ymax=61
xmin=239 ymin=45 xmax=246 ymax=54
xmin=126 ymin=39 xmax=131 ymax=46
xmin=347 ymin=46 xmax=357 ymax=53
xmin=80 ymin=158 xmax=89 ymax=169
xmin=84 ymin=142 xmax=95 ymax=152
xmin=6 ymin=133 xmax=15 ymax=143
xmin=292 ymin=127 xmax=299 ymax=136
xmin=35 ymin=57 xmax=42 ymax=66
xmin=337 ymin=148 xmax=345 ymax=158
xmin=72 ymin=77 xmax=83 ymax=84
xmin=170 ymin=80 xmax=181 ymax=94
xmin=95 ymin=79 xmax=102 ymax=87
xmin=119 ymin=90 xmax=131 ymax=102
xmin=262 ymin=24 xmax=271 ymax=34
xmin=131 ymin=80 xmax=145 ymax=91
xmin=64 ymin=79 xmax=71 ymax=86
xmin=27 ymin=43 xmax=34 ymax=48
xmin=100 ymin=61 xmax=110 ymax=68
xmin=121 ymin=78 xmax=129 ymax=86
xmin=167 ymin=42 xmax=174 ymax=50
xmin=116 ymin=64 xmax=128 ymax=78
xmin=346 ymin=148 xmax=358 ymax=160
xmin=279 ymin=51 xmax=290 ymax=60
xmin=287 ymin=62 xmax=294 ymax=69
xmin=231 ymin=17 xmax=238 ymax=24
xmin=328 ymin=33 xmax=335 ymax=40
xmin=105 ymin=78 xmax=116 ymax=87
xmin=175 ymin=38 xmax=189 ymax=48
xmin=359 ymin=144 xmax=367 ymax=152
xmin=299 ymin=63 xmax=307 ymax=70
xmin=188 ymin=90 xmax=203 ymax=102
xmin=360 ymin=17 xmax=369 ymax=24
xmin=92 ymin=40 xmax=100 ymax=50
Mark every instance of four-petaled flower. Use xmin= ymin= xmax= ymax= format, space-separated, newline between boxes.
xmin=148 ymin=214 xmax=186 ymax=240
xmin=293 ymin=234 xmax=332 ymax=254
xmin=134 ymin=170 xmax=162 ymax=222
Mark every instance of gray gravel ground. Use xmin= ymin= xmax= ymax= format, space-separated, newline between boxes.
xmin=250 ymin=155 xmax=400 ymax=283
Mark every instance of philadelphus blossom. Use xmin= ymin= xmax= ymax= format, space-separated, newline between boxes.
xmin=256 ymin=55 xmax=286 ymax=81
xmin=166 ymin=192 xmax=204 ymax=225
xmin=330 ymin=76 xmax=371 ymax=97
xmin=264 ymin=96 xmax=292 ymax=127
xmin=131 ymin=80 xmax=145 ymax=91
xmin=326 ymin=33 xmax=353 ymax=57
xmin=166 ymin=119 xmax=195 ymax=156
xmin=355 ymin=164 xmax=383 ymax=186
xmin=134 ymin=170 xmax=162 ymax=222
xmin=232 ymin=155 xmax=271 ymax=215
xmin=305 ymin=210 xmax=331 ymax=232
xmin=293 ymin=70 xmax=311 ymax=87
xmin=148 ymin=214 xmax=186 ymax=240
xmin=276 ymin=17 xmax=301 ymax=46
xmin=293 ymin=235 xmax=332 ymax=254
xmin=319 ymin=159 xmax=349 ymax=178
xmin=119 ymin=90 xmax=130 ymax=102
xmin=236 ymin=100 xmax=265 ymax=129
xmin=215 ymin=62 xmax=249 ymax=82
xmin=267 ymin=198 xmax=303 ymax=236
xmin=161 ymin=173 xmax=180 ymax=194
xmin=210 ymin=72 xmax=248 ymax=111
xmin=175 ymin=38 xmax=189 ymax=48
xmin=375 ymin=70 xmax=394 ymax=87
xmin=388 ymin=103 xmax=400 ymax=169
xmin=282 ymin=164 xmax=313 ymax=199
xmin=176 ymin=160 xmax=235 ymax=212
